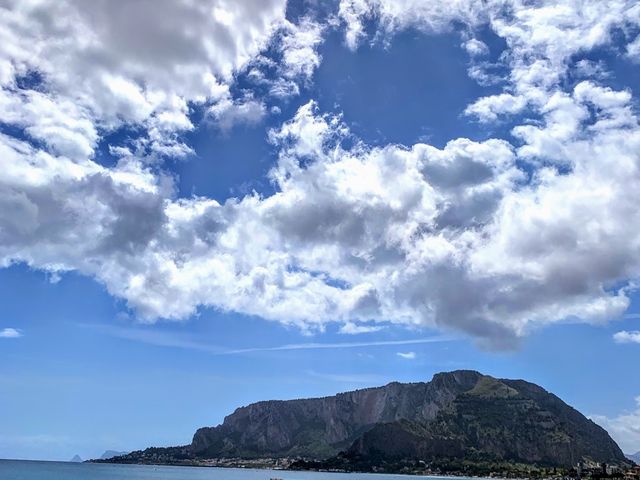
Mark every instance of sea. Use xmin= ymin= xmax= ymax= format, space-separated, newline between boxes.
xmin=0 ymin=460 xmax=471 ymax=480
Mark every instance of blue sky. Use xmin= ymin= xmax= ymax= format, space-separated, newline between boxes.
xmin=1 ymin=0 xmax=640 ymax=461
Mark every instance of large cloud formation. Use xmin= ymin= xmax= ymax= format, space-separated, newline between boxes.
xmin=1 ymin=0 xmax=640 ymax=348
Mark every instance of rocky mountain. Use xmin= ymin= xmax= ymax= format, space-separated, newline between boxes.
xmin=627 ymin=451 xmax=640 ymax=464
xmin=69 ymin=454 xmax=82 ymax=463
xmin=105 ymin=370 xmax=628 ymax=469
xmin=332 ymin=374 xmax=626 ymax=469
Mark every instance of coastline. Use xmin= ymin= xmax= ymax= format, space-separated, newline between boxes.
xmin=90 ymin=457 xmax=571 ymax=480
xmin=0 ymin=459 xmax=501 ymax=479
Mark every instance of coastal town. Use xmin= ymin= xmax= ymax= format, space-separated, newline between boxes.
xmin=571 ymin=461 xmax=640 ymax=480
xmin=97 ymin=449 xmax=640 ymax=480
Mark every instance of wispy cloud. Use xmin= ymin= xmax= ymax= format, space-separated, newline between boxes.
xmin=222 ymin=337 xmax=451 ymax=355
xmin=397 ymin=351 xmax=417 ymax=360
xmin=613 ymin=331 xmax=640 ymax=344
xmin=0 ymin=328 xmax=22 ymax=338
xmin=81 ymin=324 xmax=223 ymax=353
xmin=85 ymin=323 xmax=452 ymax=355
xmin=338 ymin=322 xmax=384 ymax=334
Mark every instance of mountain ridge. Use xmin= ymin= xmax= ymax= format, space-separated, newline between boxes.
xmin=100 ymin=450 xmax=128 ymax=460
xmin=100 ymin=370 xmax=628 ymax=470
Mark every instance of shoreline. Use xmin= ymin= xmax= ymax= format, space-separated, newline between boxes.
xmin=88 ymin=459 xmax=564 ymax=480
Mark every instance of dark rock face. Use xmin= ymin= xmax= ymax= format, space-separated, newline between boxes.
xmin=190 ymin=370 xmax=626 ymax=467
xmin=345 ymin=376 xmax=624 ymax=467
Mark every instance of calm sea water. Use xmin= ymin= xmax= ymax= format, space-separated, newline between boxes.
xmin=0 ymin=460 xmax=470 ymax=480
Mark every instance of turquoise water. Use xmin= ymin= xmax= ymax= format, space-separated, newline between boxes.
xmin=0 ymin=460 xmax=464 ymax=480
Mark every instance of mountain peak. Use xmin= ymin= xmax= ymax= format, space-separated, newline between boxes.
xmin=110 ymin=370 xmax=628 ymax=469
xmin=431 ymin=369 xmax=484 ymax=385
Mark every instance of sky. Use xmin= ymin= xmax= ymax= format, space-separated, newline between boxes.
xmin=1 ymin=0 xmax=640 ymax=461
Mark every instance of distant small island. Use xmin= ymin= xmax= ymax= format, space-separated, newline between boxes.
xmin=93 ymin=370 xmax=638 ymax=479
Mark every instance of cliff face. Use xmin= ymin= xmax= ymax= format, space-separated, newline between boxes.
xmin=189 ymin=370 xmax=626 ymax=467
xmin=345 ymin=376 xmax=624 ymax=467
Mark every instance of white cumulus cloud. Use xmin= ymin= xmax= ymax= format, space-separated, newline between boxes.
xmin=614 ymin=331 xmax=640 ymax=344
xmin=0 ymin=0 xmax=288 ymax=157
xmin=397 ymin=351 xmax=416 ymax=359
xmin=1 ymin=0 xmax=640 ymax=350
xmin=0 ymin=328 xmax=22 ymax=338
xmin=462 ymin=38 xmax=489 ymax=57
